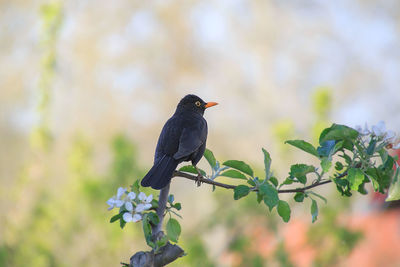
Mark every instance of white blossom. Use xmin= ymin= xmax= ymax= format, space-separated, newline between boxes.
xmin=123 ymin=212 xmax=142 ymax=223
xmin=371 ymin=121 xmax=386 ymax=137
xmin=125 ymin=201 xmax=133 ymax=211
xmin=355 ymin=121 xmax=400 ymax=150
xmin=106 ymin=197 xmax=124 ymax=210
xmin=137 ymin=192 xmax=153 ymax=206
xmin=108 ymin=188 xmax=154 ymax=223
xmin=383 ymin=130 xmax=396 ymax=143
xmin=146 ymin=194 xmax=153 ymax=203
xmin=393 ymin=143 xmax=400 ymax=149
xmin=136 ymin=203 xmax=152 ymax=213
xmin=127 ymin=192 xmax=136 ymax=201
xmin=107 ymin=187 xmax=128 ymax=210
xmin=135 ymin=192 xmax=153 ymax=212
xmin=355 ymin=122 xmax=370 ymax=135
xmin=371 ymin=121 xmax=400 ymax=149
xmin=117 ymin=187 xmax=127 ymax=199
xmin=138 ymin=192 xmax=147 ymax=201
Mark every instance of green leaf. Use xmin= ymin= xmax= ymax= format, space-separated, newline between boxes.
xmin=269 ymin=177 xmax=278 ymax=187
xmin=317 ymin=140 xmax=336 ymax=158
xmin=294 ymin=192 xmax=305 ymax=202
xmin=178 ymin=165 xmax=206 ymax=176
xmin=285 ymin=140 xmax=319 ymax=157
xmin=223 ymin=160 xmax=254 ymax=177
xmin=335 ymin=178 xmax=348 ymax=187
xmin=384 ymin=155 xmax=395 ymax=170
xmin=262 ymin=148 xmax=272 ymax=178
xmin=289 ymin=164 xmax=315 ymax=184
xmin=151 ymin=199 xmax=159 ymax=209
xmin=142 ymin=215 xmax=155 ymax=248
xmin=358 ymin=183 xmax=368 ymax=195
xmin=234 ymin=185 xmax=251 ymax=200
xmin=110 ymin=213 xmax=122 ymax=223
xmin=335 ymin=162 xmax=344 ymax=171
xmin=340 ymin=152 xmax=352 ymax=164
xmin=365 ymin=170 xmax=380 ymax=191
xmin=320 ymin=158 xmax=332 ymax=173
xmin=173 ymin=203 xmax=182 ymax=210
xmin=379 ymin=148 xmax=388 ymax=164
xmin=204 ymin=148 xmax=216 ymax=168
xmin=156 ymin=235 xmax=169 ymax=249
xmin=386 ymin=165 xmax=400 ymax=201
xmin=247 ymin=179 xmax=256 ymax=186
xmin=220 ymin=170 xmax=247 ymax=180
xmin=277 ymin=200 xmax=291 ymax=223
xmin=120 ymin=218 xmax=126 ymax=229
xmin=281 ymin=177 xmax=294 ymax=186
xmin=366 ymin=138 xmax=377 ymax=155
xmin=333 ymin=140 xmax=346 ymax=152
xmin=334 ymin=177 xmax=352 ymax=196
xmin=260 ymin=183 xmax=279 ymax=211
xmin=166 ymin=218 xmax=181 ymax=243
xmin=147 ymin=212 xmax=160 ymax=225
xmin=168 ymin=194 xmax=174 ymax=204
xmin=311 ymin=199 xmax=318 ymax=223
xmin=256 ymin=191 xmax=263 ymax=203
xmin=142 ymin=216 xmax=152 ymax=238
xmin=319 ymin=124 xmax=359 ymax=144
xmin=308 ymin=191 xmax=327 ymax=204
xmin=347 ymin=168 xmax=365 ymax=191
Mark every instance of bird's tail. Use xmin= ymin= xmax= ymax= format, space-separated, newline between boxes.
xmin=141 ymin=155 xmax=178 ymax=190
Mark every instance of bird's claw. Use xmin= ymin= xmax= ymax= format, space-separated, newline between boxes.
xmin=195 ymin=174 xmax=203 ymax=187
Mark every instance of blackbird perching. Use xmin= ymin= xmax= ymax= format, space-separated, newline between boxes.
xmin=141 ymin=94 xmax=218 ymax=190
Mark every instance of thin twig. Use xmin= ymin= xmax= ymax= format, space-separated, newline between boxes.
xmin=130 ymin=182 xmax=185 ymax=267
xmin=277 ymin=180 xmax=332 ymax=193
xmin=173 ymin=171 xmax=236 ymax=189
xmin=173 ymin=170 xmax=348 ymax=194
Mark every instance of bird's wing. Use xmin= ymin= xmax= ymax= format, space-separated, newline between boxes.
xmin=154 ymin=117 xmax=181 ymax=163
xmin=173 ymin=120 xmax=207 ymax=160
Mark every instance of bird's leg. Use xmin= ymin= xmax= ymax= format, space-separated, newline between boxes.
xmin=193 ymin=165 xmax=203 ymax=187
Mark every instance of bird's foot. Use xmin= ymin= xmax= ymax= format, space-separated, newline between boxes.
xmin=193 ymin=165 xmax=204 ymax=187
xmin=195 ymin=174 xmax=203 ymax=187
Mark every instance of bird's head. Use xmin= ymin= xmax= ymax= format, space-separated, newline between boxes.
xmin=176 ymin=94 xmax=218 ymax=115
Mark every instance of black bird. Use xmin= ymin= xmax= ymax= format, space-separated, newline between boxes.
xmin=141 ymin=94 xmax=218 ymax=190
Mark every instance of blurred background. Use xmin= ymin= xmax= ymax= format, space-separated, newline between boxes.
xmin=1 ymin=0 xmax=400 ymax=266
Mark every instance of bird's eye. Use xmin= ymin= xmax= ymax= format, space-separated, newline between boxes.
xmin=195 ymin=101 xmax=201 ymax=107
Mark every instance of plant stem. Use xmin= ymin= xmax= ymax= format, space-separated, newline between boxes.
xmin=172 ymin=170 xmax=348 ymax=193
xmin=153 ymin=183 xmax=170 ymax=235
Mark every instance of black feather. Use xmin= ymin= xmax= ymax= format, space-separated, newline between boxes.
xmin=141 ymin=155 xmax=178 ymax=190
xmin=140 ymin=94 xmax=215 ymax=190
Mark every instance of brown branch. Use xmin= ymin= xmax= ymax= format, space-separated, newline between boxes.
xmin=173 ymin=171 xmax=237 ymax=189
xmin=152 ymin=183 xmax=170 ymax=234
xmin=129 ymin=183 xmax=185 ymax=267
xmin=173 ymin=170 xmax=348 ymax=193
xmin=128 ymin=170 xmax=348 ymax=266
xmin=130 ymin=243 xmax=184 ymax=267
xmin=277 ymin=180 xmax=332 ymax=193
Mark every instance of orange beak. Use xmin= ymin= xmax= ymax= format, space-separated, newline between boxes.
xmin=204 ymin=102 xmax=218 ymax=108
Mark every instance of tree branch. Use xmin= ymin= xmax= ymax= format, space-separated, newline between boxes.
xmin=173 ymin=171 xmax=237 ymax=189
xmin=130 ymin=183 xmax=185 ymax=267
xmin=129 ymin=170 xmax=348 ymax=266
xmin=277 ymin=180 xmax=332 ymax=193
xmin=172 ymin=170 xmax=348 ymax=193
xmin=130 ymin=243 xmax=184 ymax=267
xmin=152 ymin=183 xmax=170 ymax=235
